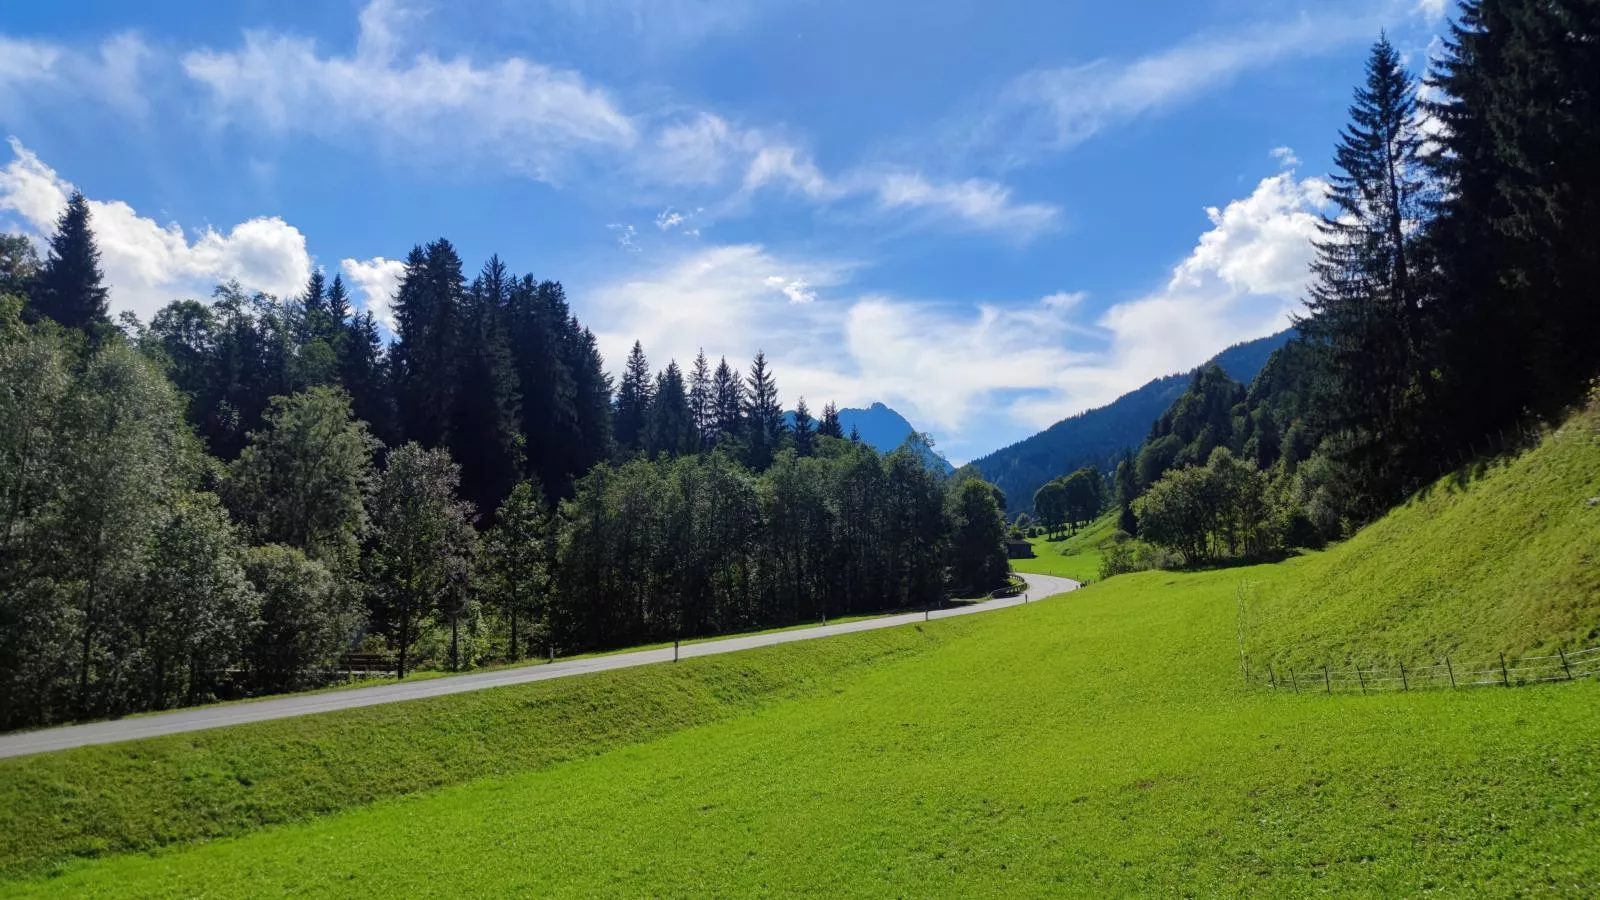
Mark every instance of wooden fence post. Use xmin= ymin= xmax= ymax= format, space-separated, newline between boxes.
xmin=1559 ymin=648 xmax=1573 ymax=680
xmin=1499 ymin=652 xmax=1510 ymax=686
xmin=1399 ymin=661 xmax=1408 ymax=691
xmin=1268 ymin=664 xmax=1277 ymax=689
xmin=1323 ymin=664 xmax=1331 ymax=694
xmin=1288 ymin=667 xmax=1299 ymax=693
xmin=1356 ymin=666 xmax=1367 ymax=695
xmin=674 ymin=640 xmax=680 ymax=663
xmin=1444 ymin=655 xmax=1456 ymax=688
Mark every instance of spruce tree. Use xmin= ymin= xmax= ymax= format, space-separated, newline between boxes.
xmin=613 ymin=341 xmax=653 ymax=456
xmin=35 ymin=192 xmax=110 ymax=332
xmin=742 ymin=351 xmax=783 ymax=471
xmin=819 ymin=402 xmax=844 ymax=439
xmin=450 ymin=256 xmax=524 ymax=518
xmin=711 ymin=357 xmax=743 ymax=442
xmin=298 ymin=270 xmax=327 ymax=343
xmin=338 ymin=310 xmax=394 ymax=445
xmin=391 ymin=242 xmax=464 ymax=448
xmin=688 ymin=349 xmax=712 ymax=449
xmin=1298 ymin=36 xmax=1431 ymax=512
xmin=326 ymin=274 xmax=353 ymax=326
xmin=792 ymin=397 xmax=816 ymax=457
xmin=566 ymin=324 xmax=615 ymax=477
xmin=645 ymin=361 xmax=698 ymax=457
xmin=1427 ymin=0 xmax=1600 ymax=436
xmin=507 ymin=277 xmax=580 ymax=496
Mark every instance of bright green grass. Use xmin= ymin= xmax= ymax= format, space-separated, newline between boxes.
xmin=1245 ymin=402 xmax=1600 ymax=671
xmin=0 ymin=626 xmax=953 ymax=880
xmin=5 ymin=413 xmax=1600 ymax=896
xmin=7 ymin=559 xmax=1599 ymax=897
xmin=1009 ymin=512 xmax=1119 ymax=583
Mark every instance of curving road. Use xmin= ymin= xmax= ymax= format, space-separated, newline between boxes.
xmin=0 ymin=572 xmax=1079 ymax=760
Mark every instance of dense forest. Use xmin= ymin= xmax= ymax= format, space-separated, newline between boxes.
xmin=1102 ymin=9 xmax=1600 ymax=571
xmin=0 ymin=223 xmax=1010 ymax=730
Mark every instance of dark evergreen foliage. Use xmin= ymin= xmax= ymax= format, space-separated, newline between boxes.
xmin=34 ymin=192 xmax=110 ymax=332
xmin=792 ymin=397 xmax=816 ymax=457
xmin=613 ymin=341 xmax=653 ymax=457
xmin=818 ymin=401 xmax=844 ymax=439
xmin=742 ymin=350 xmax=784 ymax=470
xmin=645 ymin=360 xmax=698 ymax=457
xmin=1297 ymin=36 xmax=1433 ymax=514
xmin=450 ymin=256 xmax=523 ymax=518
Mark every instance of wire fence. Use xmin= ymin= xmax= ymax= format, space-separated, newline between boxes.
xmin=1247 ymin=645 xmax=1600 ymax=694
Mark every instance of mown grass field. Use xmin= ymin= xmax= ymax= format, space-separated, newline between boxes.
xmin=1009 ymin=512 xmax=1119 ymax=584
xmin=3 ymin=407 xmax=1598 ymax=897
xmin=5 ymin=562 xmax=1597 ymax=897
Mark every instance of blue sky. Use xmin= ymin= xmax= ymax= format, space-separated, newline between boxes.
xmin=0 ymin=0 xmax=1450 ymax=462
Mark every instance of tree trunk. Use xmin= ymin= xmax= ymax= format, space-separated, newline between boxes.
xmin=450 ymin=615 xmax=460 ymax=672
xmin=509 ymin=605 xmax=519 ymax=661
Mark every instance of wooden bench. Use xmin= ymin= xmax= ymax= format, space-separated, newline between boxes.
xmin=339 ymin=652 xmax=396 ymax=676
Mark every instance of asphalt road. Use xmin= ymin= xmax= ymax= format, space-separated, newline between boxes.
xmin=0 ymin=572 xmax=1079 ymax=760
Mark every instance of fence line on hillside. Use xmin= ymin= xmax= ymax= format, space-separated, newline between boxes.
xmin=1247 ymin=645 xmax=1600 ymax=695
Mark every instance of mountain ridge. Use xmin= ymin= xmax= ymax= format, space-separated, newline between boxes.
xmin=972 ymin=328 xmax=1295 ymax=513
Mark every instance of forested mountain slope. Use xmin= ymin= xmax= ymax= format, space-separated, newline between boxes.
xmin=973 ymin=328 xmax=1293 ymax=512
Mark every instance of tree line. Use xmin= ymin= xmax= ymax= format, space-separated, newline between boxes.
xmin=1100 ymin=9 xmax=1600 ymax=570
xmin=0 ymin=202 xmax=1009 ymax=729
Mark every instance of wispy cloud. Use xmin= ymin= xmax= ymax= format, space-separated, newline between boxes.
xmin=967 ymin=10 xmax=1387 ymax=168
xmin=183 ymin=0 xmax=637 ymax=181
xmin=0 ymin=32 xmax=152 ymax=119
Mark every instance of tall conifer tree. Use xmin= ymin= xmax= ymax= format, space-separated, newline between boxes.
xmin=742 ymin=351 xmax=783 ymax=470
xmin=688 ymin=349 xmax=712 ymax=448
xmin=819 ymin=402 xmax=844 ymax=439
xmin=35 ymin=192 xmax=110 ymax=332
xmin=792 ymin=397 xmax=816 ymax=456
xmin=614 ymin=341 xmax=654 ymax=456
xmin=1298 ymin=36 xmax=1431 ymax=509
xmin=711 ymin=357 xmax=743 ymax=443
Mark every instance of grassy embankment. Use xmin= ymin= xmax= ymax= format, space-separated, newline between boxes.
xmin=1 ymin=404 xmax=1598 ymax=896
xmin=1009 ymin=511 xmax=1119 ymax=583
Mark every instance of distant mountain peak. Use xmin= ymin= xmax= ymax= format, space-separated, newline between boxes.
xmin=786 ymin=402 xmax=954 ymax=474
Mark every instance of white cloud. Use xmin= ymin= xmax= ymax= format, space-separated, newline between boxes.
xmin=339 ymin=255 xmax=407 ymax=328
xmin=1010 ymin=169 xmax=1328 ymax=427
xmin=183 ymin=0 xmax=636 ymax=181
xmin=764 ymin=275 xmax=816 ymax=304
xmin=585 ymin=243 xmax=850 ymax=384
xmin=0 ymin=32 xmax=152 ymax=119
xmin=741 ymin=143 xmax=836 ymax=199
xmin=607 ymin=223 xmax=640 ymax=251
xmin=874 ymin=173 xmax=1058 ymax=236
xmin=1270 ymin=146 xmax=1301 ymax=168
xmin=1169 ymin=171 xmax=1329 ymax=299
xmin=0 ymin=138 xmax=312 ymax=321
xmin=977 ymin=12 xmax=1379 ymax=165
xmin=583 ymin=156 xmax=1326 ymax=461
xmin=656 ymin=209 xmax=685 ymax=230
xmin=0 ymin=36 xmax=61 ymax=91
xmin=1416 ymin=0 xmax=1448 ymax=22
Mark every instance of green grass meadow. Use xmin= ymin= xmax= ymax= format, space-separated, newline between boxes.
xmin=1009 ymin=512 xmax=1119 ymax=584
xmin=2 ymin=408 xmax=1598 ymax=897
